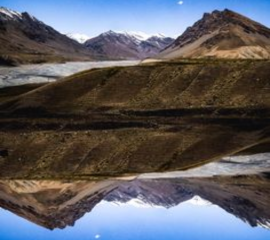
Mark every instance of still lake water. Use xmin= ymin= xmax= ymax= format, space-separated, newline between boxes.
xmin=0 ymin=60 xmax=139 ymax=87
xmin=1 ymin=197 xmax=269 ymax=240
xmin=0 ymin=160 xmax=269 ymax=240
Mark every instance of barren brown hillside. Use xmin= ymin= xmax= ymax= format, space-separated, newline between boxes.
xmin=0 ymin=60 xmax=269 ymax=179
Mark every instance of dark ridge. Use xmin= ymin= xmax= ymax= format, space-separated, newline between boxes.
xmin=262 ymin=172 xmax=270 ymax=179
xmin=120 ymin=108 xmax=270 ymax=118
xmin=0 ymin=120 xmax=158 ymax=131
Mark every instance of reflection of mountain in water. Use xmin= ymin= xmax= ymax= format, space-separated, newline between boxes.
xmin=0 ymin=174 xmax=269 ymax=230
xmin=0 ymin=180 xmax=119 ymax=229
xmin=107 ymin=175 xmax=270 ymax=229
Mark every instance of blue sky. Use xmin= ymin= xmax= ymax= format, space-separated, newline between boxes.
xmin=0 ymin=201 xmax=269 ymax=240
xmin=1 ymin=0 xmax=270 ymax=37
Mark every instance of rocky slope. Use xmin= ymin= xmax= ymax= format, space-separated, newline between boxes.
xmin=84 ymin=31 xmax=174 ymax=59
xmin=0 ymin=60 xmax=269 ymax=178
xmin=159 ymin=9 xmax=270 ymax=59
xmin=0 ymin=7 xmax=93 ymax=65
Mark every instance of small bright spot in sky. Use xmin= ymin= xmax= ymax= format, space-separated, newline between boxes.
xmin=178 ymin=1 xmax=184 ymax=5
xmin=95 ymin=235 xmax=100 ymax=239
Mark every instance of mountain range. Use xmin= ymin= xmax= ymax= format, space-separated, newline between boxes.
xmin=159 ymin=9 xmax=270 ymax=59
xmin=0 ymin=6 xmax=174 ymax=63
xmin=1 ymin=7 xmax=270 ymax=65
xmin=84 ymin=31 xmax=175 ymax=60
xmin=0 ymin=7 xmax=93 ymax=65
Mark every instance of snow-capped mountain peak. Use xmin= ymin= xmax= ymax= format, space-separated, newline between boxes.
xmin=151 ymin=33 xmax=167 ymax=39
xmin=0 ymin=7 xmax=22 ymax=20
xmin=114 ymin=31 xmax=167 ymax=41
xmin=98 ymin=30 xmax=169 ymax=42
xmin=116 ymin=31 xmax=151 ymax=41
xmin=0 ymin=7 xmax=39 ymax=23
xmin=84 ymin=30 xmax=175 ymax=60
xmin=66 ymin=33 xmax=90 ymax=44
xmin=101 ymin=30 xmax=118 ymax=36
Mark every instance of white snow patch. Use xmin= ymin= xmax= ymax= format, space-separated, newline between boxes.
xmin=66 ymin=33 xmax=90 ymax=44
xmin=110 ymin=198 xmax=164 ymax=209
xmin=185 ymin=195 xmax=212 ymax=206
xmin=120 ymin=31 xmax=168 ymax=41
xmin=0 ymin=7 xmax=22 ymax=19
xmin=99 ymin=30 xmax=169 ymax=43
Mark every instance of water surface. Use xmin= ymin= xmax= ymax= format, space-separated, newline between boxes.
xmin=0 ymin=173 xmax=269 ymax=240
xmin=0 ymin=60 xmax=139 ymax=87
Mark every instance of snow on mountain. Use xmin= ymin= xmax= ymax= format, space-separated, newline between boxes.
xmin=66 ymin=33 xmax=90 ymax=44
xmin=97 ymin=30 xmax=169 ymax=44
xmin=115 ymin=31 xmax=167 ymax=42
xmin=84 ymin=30 xmax=174 ymax=59
xmin=116 ymin=31 xmax=151 ymax=41
xmin=0 ymin=7 xmax=22 ymax=20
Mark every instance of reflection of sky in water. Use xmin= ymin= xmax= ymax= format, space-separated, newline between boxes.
xmin=0 ymin=200 xmax=269 ymax=240
xmin=0 ymin=61 xmax=139 ymax=88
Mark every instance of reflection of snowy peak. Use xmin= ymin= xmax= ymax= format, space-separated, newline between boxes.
xmin=105 ymin=176 xmax=270 ymax=230
xmin=0 ymin=175 xmax=269 ymax=230
xmin=111 ymin=198 xmax=163 ymax=209
xmin=185 ymin=195 xmax=212 ymax=206
xmin=105 ymin=179 xmax=193 ymax=209
xmin=258 ymin=221 xmax=270 ymax=230
xmin=111 ymin=195 xmax=212 ymax=209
